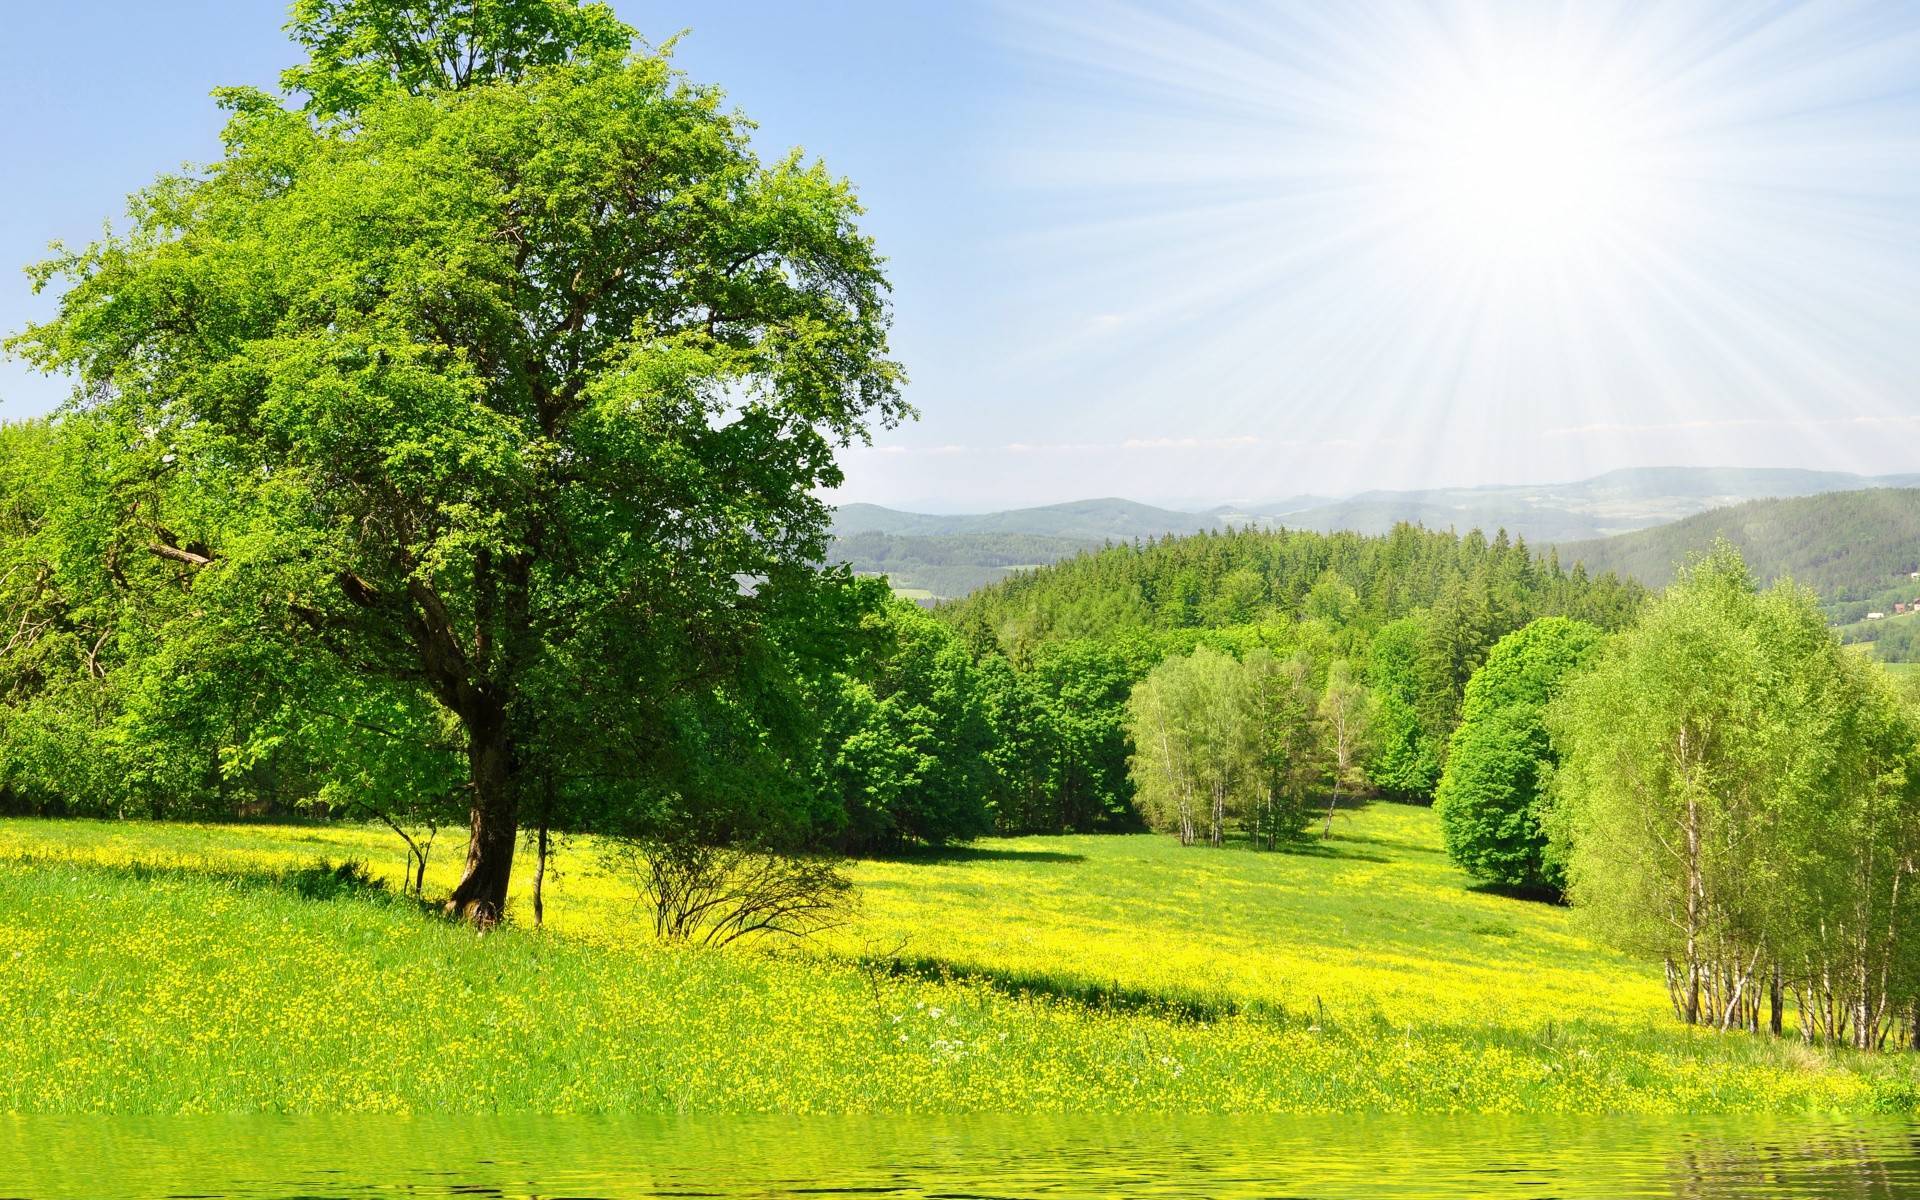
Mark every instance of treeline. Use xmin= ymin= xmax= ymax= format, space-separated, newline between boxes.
xmin=0 ymin=424 xmax=984 ymax=855
xmin=952 ymin=524 xmax=1642 ymax=655
xmin=1127 ymin=647 xmax=1359 ymax=847
xmin=1431 ymin=544 xmax=1920 ymax=1048
xmin=913 ymin=524 xmax=1647 ymax=840
xmin=1842 ymin=611 xmax=1920 ymax=661
xmin=2 ymin=489 xmax=1646 ymax=859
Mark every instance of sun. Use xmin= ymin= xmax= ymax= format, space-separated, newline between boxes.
xmin=1396 ymin=56 xmax=1647 ymax=269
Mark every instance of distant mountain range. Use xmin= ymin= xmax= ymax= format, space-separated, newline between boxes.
xmin=831 ymin=497 xmax=1219 ymax=541
xmin=833 ymin=467 xmax=1920 ymax=600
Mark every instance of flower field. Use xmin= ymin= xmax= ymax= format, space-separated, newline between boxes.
xmin=4 ymin=804 xmax=1919 ymax=1114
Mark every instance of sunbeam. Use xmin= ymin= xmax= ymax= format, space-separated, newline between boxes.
xmin=974 ymin=0 xmax=1920 ymax=503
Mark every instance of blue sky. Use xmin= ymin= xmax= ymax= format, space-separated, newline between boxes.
xmin=5 ymin=2 xmax=1920 ymax=511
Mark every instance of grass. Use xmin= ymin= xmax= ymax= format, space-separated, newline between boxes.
xmin=836 ymin=805 xmax=1664 ymax=1028
xmin=4 ymin=803 xmax=1920 ymax=1114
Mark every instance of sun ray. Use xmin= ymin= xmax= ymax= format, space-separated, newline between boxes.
xmin=978 ymin=0 xmax=1920 ymax=498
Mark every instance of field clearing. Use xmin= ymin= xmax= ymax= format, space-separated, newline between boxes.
xmin=835 ymin=805 xmax=1666 ymax=1028
xmin=0 ymin=805 xmax=1656 ymax=1027
xmin=5 ymin=805 xmax=1920 ymax=1114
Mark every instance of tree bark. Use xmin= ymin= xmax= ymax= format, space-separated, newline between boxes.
xmin=1769 ymin=964 xmax=1783 ymax=1037
xmin=532 ymin=771 xmax=553 ymax=929
xmin=445 ymin=700 xmax=519 ymax=925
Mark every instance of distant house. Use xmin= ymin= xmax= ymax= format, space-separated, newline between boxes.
xmin=1868 ymin=612 xmax=1887 ymax=621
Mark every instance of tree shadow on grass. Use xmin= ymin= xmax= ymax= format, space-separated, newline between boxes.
xmin=876 ymin=845 xmax=1088 ymax=865
xmin=31 ymin=853 xmax=441 ymax=915
xmin=855 ymin=952 xmax=1260 ymax=1024
xmin=1268 ymin=840 xmax=1391 ymax=865
xmin=1466 ymin=880 xmax=1567 ymax=906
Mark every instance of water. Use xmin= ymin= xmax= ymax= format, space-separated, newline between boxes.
xmin=5 ymin=1116 xmax=1920 ymax=1198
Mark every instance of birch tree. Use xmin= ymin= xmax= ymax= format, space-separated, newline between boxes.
xmin=1551 ymin=542 xmax=1920 ymax=1041
xmin=1318 ymin=659 xmax=1370 ymax=837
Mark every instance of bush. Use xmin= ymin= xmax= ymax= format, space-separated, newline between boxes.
xmin=610 ymin=837 xmax=855 ymax=946
xmin=1435 ymin=617 xmax=1602 ymax=891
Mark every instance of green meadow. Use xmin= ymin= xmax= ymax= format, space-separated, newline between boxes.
xmin=7 ymin=802 xmax=1920 ymax=1115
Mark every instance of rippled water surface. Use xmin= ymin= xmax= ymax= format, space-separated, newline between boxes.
xmin=7 ymin=1116 xmax=1920 ymax=1198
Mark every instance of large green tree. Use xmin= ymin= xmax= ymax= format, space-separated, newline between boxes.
xmin=1434 ymin=616 xmax=1601 ymax=892
xmin=819 ymin=600 xmax=994 ymax=852
xmin=10 ymin=2 xmax=904 ymax=920
xmin=1550 ymin=547 xmax=1796 ymax=1026
xmin=1365 ymin=614 xmax=1445 ymax=800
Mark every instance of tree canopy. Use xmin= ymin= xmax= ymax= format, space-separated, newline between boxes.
xmin=1434 ymin=616 xmax=1602 ymax=892
xmin=1551 ymin=544 xmax=1920 ymax=1043
xmin=7 ymin=0 xmax=904 ymax=920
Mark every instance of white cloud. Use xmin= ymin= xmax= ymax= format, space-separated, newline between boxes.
xmin=1120 ymin=435 xmax=1263 ymax=450
xmin=1544 ymin=414 xmax=1920 ymax=438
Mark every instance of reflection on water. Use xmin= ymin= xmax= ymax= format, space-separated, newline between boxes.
xmin=4 ymin=1115 xmax=1920 ymax=1199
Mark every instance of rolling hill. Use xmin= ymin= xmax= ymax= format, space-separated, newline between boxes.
xmin=1558 ymin=488 xmax=1920 ymax=632
xmin=1255 ymin=467 xmax=1920 ymax=543
xmin=831 ymin=498 xmax=1217 ymax=541
xmin=835 ymin=468 xmax=1920 ymax=600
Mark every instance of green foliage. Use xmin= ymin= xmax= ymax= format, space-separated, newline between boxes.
xmin=948 ymin=523 xmax=1642 ymax=656
xmin=935 ymin=522 xmax=1642 ymax=823
xmin=7 ymin=5 xmax=905 ymax=914
xmin=1021 ymin=637 xmax=1161 ymax=831
xmin=1551 ymin=543 xmax=1920 ymax=1043
xmin=1365 ymin=616 xmax=1445 ymax=798
xmin=1434 ymin=616 xmax=1602 ymax=891
xmin=1126 ymin=645 xmax=1318 ymax=847
xmin=282 ymin=0 xmax=634 ymax=116
xmin=819 ymin=600 xmax=994 ymax=851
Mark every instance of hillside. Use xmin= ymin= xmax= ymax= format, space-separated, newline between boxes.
xmin=830 ymin=530 xmax=1103 ymax=600
xmin=835 ymin=468 xmax=1920 ymax=600
xmin=8 ymin=806 xmax=1920 ymax=1114
xmin=1559 ymin=488 xmax=1920 ymax=623
xmin=942 ymin=523 xmax=1644 ymax=653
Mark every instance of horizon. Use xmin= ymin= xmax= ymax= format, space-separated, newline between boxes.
xmin=838 ymin=461 xmax=1920 ymax=517
xmin=6 ymin=2 xmax=1920 ymax=509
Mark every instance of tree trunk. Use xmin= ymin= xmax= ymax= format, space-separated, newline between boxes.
xmin=532 ymin=822 xmax=548 ymax=929
xmin=445 ymin=702 xmax=519 ymax=925
xmin=1682 ymin=783 xmax=1701 ymax=1026
xmin=1769 ymin=964 xmax=1783 ymax=1037
xmin=532 ymin=779 xmax=551 ymax=930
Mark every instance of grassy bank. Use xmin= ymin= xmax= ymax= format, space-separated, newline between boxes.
xmin=3 ymin=806 xmax=1919 ymax=1114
